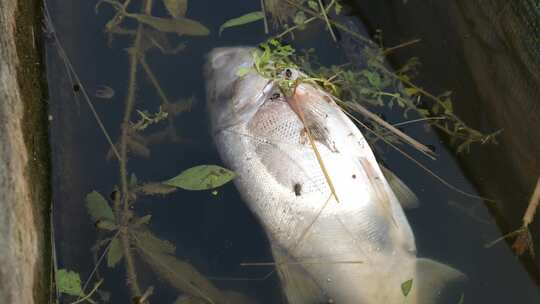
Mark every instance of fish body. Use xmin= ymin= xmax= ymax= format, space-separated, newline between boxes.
xmin=205 ymin=47 xmax=463 ymax=304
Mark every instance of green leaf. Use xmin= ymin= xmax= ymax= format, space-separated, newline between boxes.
xmin=164 ymin=0 xmax=187 ymax=18
xmin=418 ymin=109 xmax=430 ymax=117
xmin=107 ymin=238 xmax=123 ymax=268
xmin=404 ymin=87 xmax=419 ymax=96
xmin=130 ymin=173 xmax=138 ymax=187
xmin=457 ymin=293 xmax=464 ymax=304
xmin=133 ymin=229 xmax=176 ymax=255
xmin=138 ymin=249 xmax=222 ymax=302
xmin=96 ymin=220 xmax=118 ymax=231
xmin=432 ymin=103 xmax=440 ymax=114
xmin=86 ymin=191 xmax=115 ymax=222
xmin=56 ymin=269 xmax=83 ymax=296
xmin=401 ymin=279 xmax=413 ymax=297
xmin=361 ymin=70 xmax=382 ymax=88
xmin=335 ymin=2 xmax=343 ymax=15
xmin=236 ymin=67 xmax=251 ymax=77
xmin=219 ymin=11 xmax=264 ymax=36
xmin=308 ymin=0 xmax=319 ymax=10
xmin=163 ymin=165 xmax=235 ymax=191
xmin=293 ymin=11 xmax=307 ymax=26
xmin=129 ymin=14 xmax=209 ymax=36
xmin=442 ymin=99 xmax=454 ymax=114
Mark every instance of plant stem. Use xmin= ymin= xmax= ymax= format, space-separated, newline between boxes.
xmin=116 ymin=0 xmax=155 ymax=298
xmin=139 ymin=57 xmax=171 ymax=105
xmin=70 ymin=279 xmax=103 ymax=304
xmin=317 ymin=0 xmax=337 ymax=42
xmin=383 ymin=38 xmax=422 ymax=55
xmin=342 ymin=100 xmax=436 ymax=159
xmin=392 ymin=116 xmax=447 ymax=127
xmin=523 ymin=177 xmax=540 ymax=227
xmin=284 ymin=0 xmax=375 ymax=46
xmin=274 ymin=16 xmax=316 ymax=39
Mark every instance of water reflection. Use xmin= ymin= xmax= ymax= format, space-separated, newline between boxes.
xmin=46 ymin=0 xmax=540 ymax=303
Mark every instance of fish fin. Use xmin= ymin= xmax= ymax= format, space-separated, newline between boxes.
xmin=414 ymin=258 xmax=467 ymax=304
xmin=360 ymin=158 xmax=397 ymax=226
xmin=271 ymin=245 xmax=327 ymax=304
xmin=381 ymin=165 xmax=420 ymax=209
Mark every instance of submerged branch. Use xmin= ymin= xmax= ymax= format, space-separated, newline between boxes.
xmin=116 ymin=0 xmax=156 ymax=298
xmin=383 ymin=38 xmax=422 ymax=55
xmin=70 ymin=279 xmax=103 ymax=304
xmin=511 ymin=177 xmax=540 ymax=256
xmin=139 ymin=57 xmax=171 ymax=105
xmin=317 ymin=0 xmax=337 ymax=42
xmin=342 ymin=100 xmax=437 ymax=160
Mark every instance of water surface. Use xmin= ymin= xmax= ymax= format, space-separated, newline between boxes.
xmin=46 ymin=0 xmax=540 ymax=303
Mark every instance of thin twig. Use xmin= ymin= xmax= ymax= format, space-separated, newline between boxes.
xmin=79 ymin=231 xmax=120 ymax=299
xmin=392 ymin=116 xmax=447 ymax=127
xmin=484 ymin=228 xmax=525 ymax=248
xmin=383 ymin=38 xmax=422 ymax=55
xmin=139 ymin=57 xmax=171 ymax=105
xmin=293 ymin=195 xmax=332 ymax=252
xmin=523 ymin=177 xmax=540 ymax=226
xmin=207 ymin=271 xmax=276 ymax=281
xmin=138 ymin=286 xmax=155 ymax=303
xmin=289 ymin=86 xmax=340 ymax=202
xmin=343 ymin=101 xmax=436 ymax=159
xmin=339 ymin=105 xmax=496 ymax=202
xmin=317 ymin=0 xmax=337 ymax=42
xmin=274 ymin=16 xmax=317 ymax=39
xmin=284 ymin=0 xmax=375 ymax=46
xmin=241 ymin=260 xmax=363 ymax=267
xmin=70 ymin=279 xmax=103 ymax=304
xmin=508 ymin=176 xmax=540 ymax=256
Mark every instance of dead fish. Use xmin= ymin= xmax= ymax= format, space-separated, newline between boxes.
xmin=205 ymin=47 xmax=465 ymax=304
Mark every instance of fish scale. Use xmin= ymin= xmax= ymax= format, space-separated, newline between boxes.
xmin=205 ymin=46 xmax=465 ymax=304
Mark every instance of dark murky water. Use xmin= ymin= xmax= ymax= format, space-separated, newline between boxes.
xmin=45 ymin=0 xmax=540 ymax=303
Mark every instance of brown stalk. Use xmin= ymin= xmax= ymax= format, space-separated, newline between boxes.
xmin=512 ymin=177 xmax=540 ymax=256
xmin=342 ymin=100 xmax=437 ymax=160
xmin=287 ymin=85 xmax=340 ymax=203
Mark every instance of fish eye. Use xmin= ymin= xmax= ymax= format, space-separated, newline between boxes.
xmin=270 ymin=92 xmax=281 ymax=100
xmin=285 ymin=69 xmax=292 ymax=78
xmin=293 ymin=183 xmax=302 ymax=196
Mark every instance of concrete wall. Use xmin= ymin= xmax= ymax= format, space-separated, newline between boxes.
xmin=0 ymin=0 xmax=50 ymax=302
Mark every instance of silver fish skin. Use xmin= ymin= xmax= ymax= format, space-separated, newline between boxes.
xmin=205 ymin=47 xmax=464 ymax=304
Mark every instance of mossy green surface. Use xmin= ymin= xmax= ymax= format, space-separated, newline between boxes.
xmin=14 ymin=0 xmax=52 ymax=302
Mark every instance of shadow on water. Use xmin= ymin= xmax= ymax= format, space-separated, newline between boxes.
xmin=45 ymin=0 xmax=540 ymax=303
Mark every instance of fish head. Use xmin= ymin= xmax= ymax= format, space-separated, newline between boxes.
xmin=205 ymin=47 xmax=273 ymax=132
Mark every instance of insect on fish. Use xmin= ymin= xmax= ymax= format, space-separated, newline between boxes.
xmin=205 ymin=47 xmax=465 ymax=304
